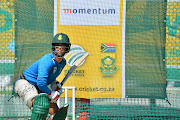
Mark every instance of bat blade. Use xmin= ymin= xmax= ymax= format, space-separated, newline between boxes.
xmin=60 ymin=52 xmax=90 ymax=86
xmin=73 ymin=52 xmax=90 ymax=66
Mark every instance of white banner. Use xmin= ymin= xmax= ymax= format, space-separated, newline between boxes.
xmin=58 ymin=0 xmax=121 ymax=25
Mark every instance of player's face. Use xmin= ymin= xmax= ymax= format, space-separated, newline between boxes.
xmin=55 ymin=46 xmax=67 ymax=56
xmin=53 ymin=43 xmax=70 ymax=58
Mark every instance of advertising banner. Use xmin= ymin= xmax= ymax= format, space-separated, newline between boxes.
xmin=166 ymin=1 xmax=180 ymax=80
xmin=54 ymin=0 xmax=126 ymax=98
xmin=0 ymin=1 xmax=15 ymax=74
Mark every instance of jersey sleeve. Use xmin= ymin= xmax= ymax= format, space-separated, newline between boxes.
xmin=36 ymin=55 xmax=53 ymax=94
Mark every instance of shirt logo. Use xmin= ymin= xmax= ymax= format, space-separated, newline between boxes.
xmin=53 ymin=67 xmax=57 ymax=73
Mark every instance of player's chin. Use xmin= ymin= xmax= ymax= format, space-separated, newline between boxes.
xmin=57 ymin=53 xmax=66 ymax=58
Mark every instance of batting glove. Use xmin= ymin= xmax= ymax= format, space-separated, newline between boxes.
xmin=51 ymin=81 xmax=62 ymax=91
xmin=48 ymin=91 xmax=60 ymax=103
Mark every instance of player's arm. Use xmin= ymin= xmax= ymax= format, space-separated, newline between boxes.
xmin=37 ymin=56 xmax=63 ymax=103
xmin=36 ymin=56 xmax=55 ymax=94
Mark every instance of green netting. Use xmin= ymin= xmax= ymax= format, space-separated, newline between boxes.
xmin=125 ymin=0 xmax=167 ymax=99
xmin=1 ymin=0 xmax=180 ymax=120
xmin=14 ymin=0 xmax=54 ymax=80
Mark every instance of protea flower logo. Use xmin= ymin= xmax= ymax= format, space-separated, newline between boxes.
xmin=100 ymin=56 xmax=117 ymax=74
xmin=64 ymin=45 xmax=88 ymax=66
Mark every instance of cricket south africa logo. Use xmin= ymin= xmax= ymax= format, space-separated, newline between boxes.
xmin=64 ymin=45 xmax=89 ymax=67
xmin=100 ymin=43 xmax=117 ymax=74
xmin=64 ymin=45 xmax=89 ymax=77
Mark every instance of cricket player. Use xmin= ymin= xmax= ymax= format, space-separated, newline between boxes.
xmin=14 ymin=33 xmax=71 ymax=120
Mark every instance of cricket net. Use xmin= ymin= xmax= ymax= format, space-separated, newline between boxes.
xmin=1 ymin=0 xmax=180 ymax=119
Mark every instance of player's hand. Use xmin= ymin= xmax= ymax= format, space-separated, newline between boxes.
xmin=51 ymin=81 xmax=62 ymax=91
xmin=48 ymin=91 xmax=60 ymax=103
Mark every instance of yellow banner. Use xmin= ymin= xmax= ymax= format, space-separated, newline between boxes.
xmin=0 ymin=0 xmax=15 ymax=60
xmin=55 ymin=0 xmax=125 ymax=98
xmin=166 ymin=2 xmax=180 ymax=66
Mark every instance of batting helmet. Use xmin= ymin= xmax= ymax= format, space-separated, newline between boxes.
xmin=51 ymin=33 xmax=71 ymax=58
xmin=52 ymin=33 xmax=71 ymax=45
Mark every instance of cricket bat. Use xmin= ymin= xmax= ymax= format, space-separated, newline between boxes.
xmin=60 ymin=52 xmax=90 ymax=86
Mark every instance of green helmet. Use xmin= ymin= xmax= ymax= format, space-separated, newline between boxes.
xmin=52 ymin=33 xmax=71 ymax=45
xmin=52 ymin=33 xmax=71 ymax=58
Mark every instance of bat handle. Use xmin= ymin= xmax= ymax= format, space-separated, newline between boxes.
xmin=57 ymin=82 xmax=63 ymax=88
